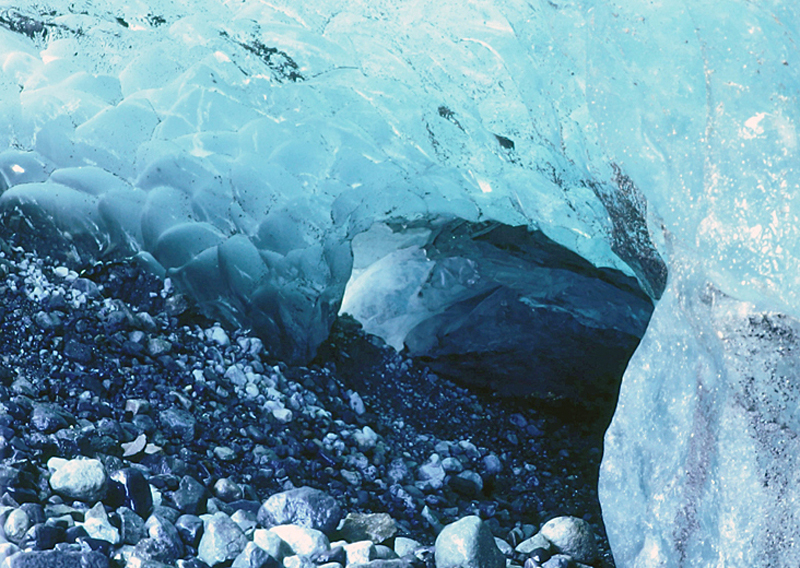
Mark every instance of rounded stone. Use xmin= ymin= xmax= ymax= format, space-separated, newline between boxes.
xmin=434 ymin=516 xmax=505 ymax=568
xmin=538 ymin=517 xmax=597 ymax=565
xmin=257 ymin=487 xmax=341 ymax=534
xmin=49 ymin=458 xmax=107 ymax=503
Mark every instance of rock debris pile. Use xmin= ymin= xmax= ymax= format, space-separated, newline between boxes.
xmin=0 ymin=234 xmax=614 ymax=567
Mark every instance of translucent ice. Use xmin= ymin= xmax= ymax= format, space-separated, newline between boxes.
xmin=0 ymin=2 xmax=798 ymax=564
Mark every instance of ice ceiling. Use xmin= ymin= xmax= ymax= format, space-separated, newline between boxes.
xmin=0 ymin=0 xmax=799 ymax=566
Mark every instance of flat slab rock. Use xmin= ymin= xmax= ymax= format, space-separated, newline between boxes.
xmin=7 ymin=550 xmax=109 ymax=568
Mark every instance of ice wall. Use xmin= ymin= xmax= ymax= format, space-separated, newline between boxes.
xmin=587 ymin=3 xmax=800 ymax=568
xmin=0 ymin=0 xmax=798 ymax=565
xmin=0 ymin=0 xmax=661 ymax=364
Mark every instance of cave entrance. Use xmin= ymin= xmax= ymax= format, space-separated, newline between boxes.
xmin=337 ymin=218 xmax=658 ymax=429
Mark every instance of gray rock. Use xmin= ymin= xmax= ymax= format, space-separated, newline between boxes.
xmin=7 ymin=550 xmax=109 ymax=567
xmin=416 ymin=455 xmax=445 ymax=491
xmin=81 ymin=502 xmax=120 ymax=544
xmin=48 ymin=458 xmax=107 ymax=502
xmin=257 ymin=487 xmax=341 ymax=534
xmin=514 ymin=534 xmax=551 ymax=555
xmin=31 ymin=403 xmax=73 ymax=433
xmin=198 ymin=512 xmax=249 ymax=567
xmin=143 ymin=513 xmax=184 ymax=563
xmin=393 ymin=537 xmax=421 ymax=558
xmin=175 ymin=514 xmax=204 ymax=548
xmin=253 ymin=528 xmax=292 ymax=561
xmin=283 ymin=556 xmax=316 ymax=568
xmin=541 ymin=555 xmax=573 ymax=568
xmin=349 ymin=560 xmax=411 ymax=568
xmin=344 ymin=541 xmax=376 ymax=565
xmin=232 ymin=541 xmax=279 ymax=568
xmin=538 ymin=517 xmax=597 ymax=564
xmin=159 ymin=408 xmax=196 ymax=442
xmin=337 ymin=512 xmax=397 ymax=544
xmin=118 ymin=507 xmax=145 ymax=545
xmin=269 ymin=524 xmax=329 ymax=557
xmin=434 ymin=516 xmax=505 ymax=568
xmin=493 ymin=538 xmax=512 ymax=557
xmin=3 ymin=509 xmax=30 ymax=543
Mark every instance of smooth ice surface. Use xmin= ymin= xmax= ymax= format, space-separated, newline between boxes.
xmin=0 ymin=2 xmax=799 ymax=566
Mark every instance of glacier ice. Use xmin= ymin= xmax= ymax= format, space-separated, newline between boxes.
xmin=0 ymin=0 xmax=661 ymax=365
xmin=0 ymin=0 xmax=798 ymax=566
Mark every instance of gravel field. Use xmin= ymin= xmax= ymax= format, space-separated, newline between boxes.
xmin=0 ymin=224 xmax=616 ymax=568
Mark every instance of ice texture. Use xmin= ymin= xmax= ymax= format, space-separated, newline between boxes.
xmin=0 ymin=1 xmax=798 ymax=565
xmin=0 ymin=0 xmax=661 ymax=364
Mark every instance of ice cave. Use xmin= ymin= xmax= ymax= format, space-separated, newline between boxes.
xmin=0 ymin=0 xmax=798 ymax=566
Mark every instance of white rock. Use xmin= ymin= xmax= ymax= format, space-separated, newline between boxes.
xmin=269 ymin=524 xmax=330 ymax=557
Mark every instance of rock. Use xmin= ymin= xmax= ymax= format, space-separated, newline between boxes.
xmin=434 ymin=516 xmax=505 ymax=568
xmin=353 ymin=426 xmax=378 ymax=451
xmin=108 ymin=468 xmax=153 ymax=518
xmin=214 ymin=478 xmax=243 ymax=502
xmin=232 ymin=541 xmax=280 ymax=568
xmin=349 ymin=560 xmax=411 ymax=568
xmin=538 ymin=517 xmax=597 ymax=565
xmin=540 ymin=555 xmax=573 ymax=568
xmin=48 ymin=458 xmax=107 ymax=502
xmin=121 ymin=433 xmax=147 ymax=458
xmin=231 ymin=509 xmax=258 ymax=533
xmin=337 ymin=512 xmax=397 ymax=544
xmin=30 ymin=403 xmax=72 ymax=433
xmin=393 ymin=537 xmax=421 ymax=558
xmin=3 ymin=509 xmax=29 ymax=543
xmin=7 ymin=550 xmax=109 ymax=568
xmin=514 ymin=534 xmax=552 ymax=555
xmin=493 ymin=538 xmax=512 ymax=557
xmin=159 ymin=408 xmax=196 ymax=442
xmin=344 ymin=541 xmax=377 ymax=565
xmin=0 ymin=543 xmax=18 ymax=564
xmin=257 ymin=487 xmax=341 ymax=534
xmin=117 ymin=507 xmax=145 ymax=545
xmin=198 ymin=512 xmax=249 ymax=567
xmin=416 ymin=455 xmax=445 ymax=491
xmin=175 ymin=514 xmax=204 ymax=548
xmin=283 ymin=556 xmax=316 ymax=568
xmin=81 ymin=502 xmax=120 ymax=544
xmin=269 ymin=524 xmax=330 ymax=557
xmin=143 ymin=514 xmax=184 ymax=563
xmin=31 ymin=524 xmax=64 ymax=550
xmin=448 ymin=471 xmax=482 ymax=498
xmin=253 ymin=528 xmax=292 ymax=561
xmin=173 ymin=475 xmax=208 ymax=515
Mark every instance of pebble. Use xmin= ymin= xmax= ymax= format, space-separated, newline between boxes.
xmin=48 ymin=458 xmax=107 ymax=503
xmin=0 ymin=239 xmax=614 ymax=568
